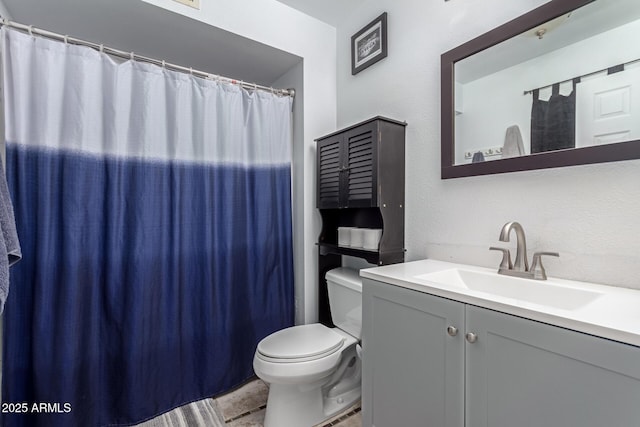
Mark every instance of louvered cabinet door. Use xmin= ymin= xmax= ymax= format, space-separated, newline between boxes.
xmin=317 ymin=136 xmax=344 ymax=208
xmin=345 ymin=122 xmax=377 ymax=208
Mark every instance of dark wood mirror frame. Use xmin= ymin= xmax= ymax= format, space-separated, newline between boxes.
xmin=441 ymin=0 xmax=640 ymax=179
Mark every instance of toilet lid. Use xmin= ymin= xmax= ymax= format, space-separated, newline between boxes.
xmin=257 ymin=324 xmax=345 ymax=360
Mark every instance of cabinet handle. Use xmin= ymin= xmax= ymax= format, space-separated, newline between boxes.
xmin=465 ymin=332 xmax=478 ymax=343
xmin=446 ymin=326 xmax=458 ymax=337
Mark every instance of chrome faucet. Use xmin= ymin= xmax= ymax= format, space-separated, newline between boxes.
xmin=499 ymin=221 xmax=528 ymax=272
xmin=490 ymin=221 xmax=559 ymax=280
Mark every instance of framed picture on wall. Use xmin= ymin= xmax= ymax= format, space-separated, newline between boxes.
xmin=351 ymin=12 xmax=388 ymax=75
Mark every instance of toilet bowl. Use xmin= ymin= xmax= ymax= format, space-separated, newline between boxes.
xmin=253 ymin=267 xmax=362 ymax=427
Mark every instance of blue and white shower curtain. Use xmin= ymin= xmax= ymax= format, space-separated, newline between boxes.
xmin=1 ymin=28 xmax=294 ymax=427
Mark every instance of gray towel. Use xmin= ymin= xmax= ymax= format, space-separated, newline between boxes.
xmin=501 ymin=125 xmax=525 ymax=158
xmin=0 ymin=159 xmax=21 ymax=314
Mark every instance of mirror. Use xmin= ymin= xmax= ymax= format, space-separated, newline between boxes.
xmin=441 ymin=0 xmax=640 ymax=178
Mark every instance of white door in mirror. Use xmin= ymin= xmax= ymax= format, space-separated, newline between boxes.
xmin=576 ymin=66 xmax=640 ymax=147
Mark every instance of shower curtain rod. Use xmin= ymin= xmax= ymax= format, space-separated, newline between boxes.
xmin=523 ymin=57 xmax=640 ymax=95
xmin=0 ymin=19 xmax=295 ymax=98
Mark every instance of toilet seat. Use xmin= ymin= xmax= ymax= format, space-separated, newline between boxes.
xmin=254 ymin=325 xmax=358 ymax=385
xmin=257 ymin=324 xmax=345 ymax=363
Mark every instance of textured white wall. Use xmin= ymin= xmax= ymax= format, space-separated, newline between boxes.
xmin=142 ymin=0 xmax=338 ymax=322
xmin=337 ymin=0 xmax=640 ymax=289
xmin=270 ymin=60 xmax=306 ymax=324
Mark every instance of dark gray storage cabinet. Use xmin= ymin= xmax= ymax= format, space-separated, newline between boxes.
xmin=316 ymin=117 xmax=406 ymax=325
xmin=317 ymin=119 xmax=378 ymax=208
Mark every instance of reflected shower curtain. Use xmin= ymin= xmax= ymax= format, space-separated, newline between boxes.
xmin=1 ymin=28 xmax=294 ymax=427
xmin=530 ymin=80 xmax=578 ymax=153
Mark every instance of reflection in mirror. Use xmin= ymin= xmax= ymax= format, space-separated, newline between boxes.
xmin=455 ymin=0 xmax=640 ymax=165
xmin=449 ymin=0 xmax=640 ymax=167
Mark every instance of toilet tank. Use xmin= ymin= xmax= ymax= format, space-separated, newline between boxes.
xmin=326 ymin=267 xmax=363 ymax=339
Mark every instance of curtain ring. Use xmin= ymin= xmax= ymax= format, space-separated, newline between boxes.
xmin=99 ymin=44 xmax=104 ymax=53
xmin=130 ymin=51 xmax=134 ymax=61
xmin=162 ymin=60 xmax=166 ymax=68
xmin=189 ymin=67 xmax=193 ymax=75
xmin=28 ymin=25 xmax=34 ymax=36
xmin=63 ymin=35 xmax=68 ymax=45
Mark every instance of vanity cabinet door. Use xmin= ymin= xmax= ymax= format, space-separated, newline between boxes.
xmin=465 ymin=305 xmax=640 ymax=427
xmin=362 ymin=279 xmax=464 ymax=427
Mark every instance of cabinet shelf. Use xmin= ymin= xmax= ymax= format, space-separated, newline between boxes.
xmin=317 ymin=242 xmax=405 ymax=265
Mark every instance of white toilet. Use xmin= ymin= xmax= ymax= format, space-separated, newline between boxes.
xmin=253 ymin=267 xmax=362 ymax=427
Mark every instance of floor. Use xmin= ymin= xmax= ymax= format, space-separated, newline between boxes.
xmin=137 ymin=378 xmax=361 ymax=427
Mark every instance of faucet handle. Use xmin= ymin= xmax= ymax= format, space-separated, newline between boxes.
xmin=530 ymin=251 xmax=559 ymax=280
xmin=489 ymin=246 xmax=513 ymax=271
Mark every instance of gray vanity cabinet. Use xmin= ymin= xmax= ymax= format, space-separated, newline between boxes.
xmin=362 ymin=278 xmax=640 ymax=427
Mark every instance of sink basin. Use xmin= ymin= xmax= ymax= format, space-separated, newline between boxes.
xmin=415 ymin=268 xmax=603 ymax=310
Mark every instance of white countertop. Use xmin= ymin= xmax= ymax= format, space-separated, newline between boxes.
xmin=360 ymin=259 xmax=640 ymax=347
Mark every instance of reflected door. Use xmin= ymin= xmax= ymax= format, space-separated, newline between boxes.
xmin=576 ymin=65 xmax=640 ymax=147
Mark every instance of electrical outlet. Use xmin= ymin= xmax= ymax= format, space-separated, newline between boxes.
xmin=466 ymin=147 xmax=503 ymax=160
